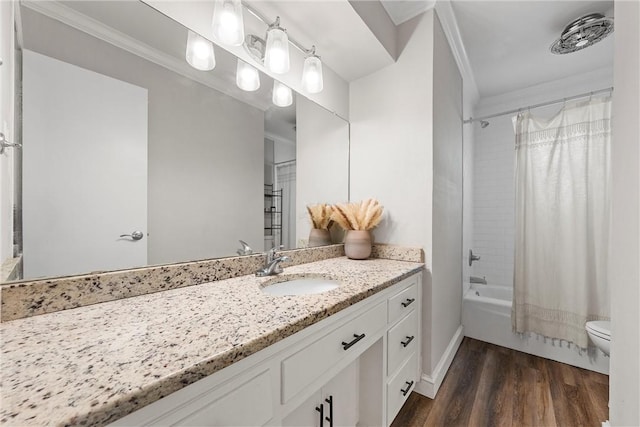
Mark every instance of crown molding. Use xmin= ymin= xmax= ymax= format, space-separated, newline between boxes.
xmin=20 ymin=0 xmax=272 ymax=112
xmin=434 ymin=0 xmax=479 ymax=111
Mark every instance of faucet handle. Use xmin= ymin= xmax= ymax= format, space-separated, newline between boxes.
xmin=267 ymin=245 xmax=284 ymax=262
xmin=269 ymin=244 xmax=284 ymax=253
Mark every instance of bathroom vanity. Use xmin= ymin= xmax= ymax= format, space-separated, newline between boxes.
xmin=0 ymin=254 xmax=423 ymax=426
xmin=113 ymin=271 xmax=421 ymax=427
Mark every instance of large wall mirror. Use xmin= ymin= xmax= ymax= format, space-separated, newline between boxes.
xmin=6 ymin=0 xmax=349 ymax=282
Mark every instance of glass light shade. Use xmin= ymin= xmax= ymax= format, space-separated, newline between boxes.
xmin=185 ymin=30 xmax=216 ymax=71
xmin=212 ymin=0 xmax=244 ymax=46
xmin=301 ymin=55 xmax=323 ymax=94
xmin=264 ymin=27 xmax=290 ymax=74
xmin=272 ymin=81 xmax=292 ymax=107
xmin=236 ymin=59 xmax=260 ymax=92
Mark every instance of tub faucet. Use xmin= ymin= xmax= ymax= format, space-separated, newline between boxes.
xmin=470 ymin=276 xmax=487 ymax=285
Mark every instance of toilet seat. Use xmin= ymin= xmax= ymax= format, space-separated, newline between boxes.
xmin=586 ymin=320 xmax=611 ymax=341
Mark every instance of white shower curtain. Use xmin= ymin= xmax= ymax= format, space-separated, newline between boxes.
xmin=512 ymin=97 xmax=611 ymax=348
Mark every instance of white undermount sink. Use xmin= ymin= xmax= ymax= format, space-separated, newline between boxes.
xmin=261 ymin=276 xmax=340 ymax=296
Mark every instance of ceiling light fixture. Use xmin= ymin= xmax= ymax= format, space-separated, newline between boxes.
xmin=241 ymin=3 xmax=325 ymax=94
xmin=264 ymin=17 xmax=290 ymax=74
xmin=301 ymin=46 xmax=323 ymax=94
xmin=212 ymin=0 xmax=245 ymax=46
xmin=272 ymin=81 xmax=292 ymax=107
xmin=185 ymin=30 xmax=216 ymax=71
xmin=550 ymin=13 xmax=614 ymax=55
xmin=236 ymin=59 xmax=260 ymax=91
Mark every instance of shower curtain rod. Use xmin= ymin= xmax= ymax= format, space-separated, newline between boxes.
xmin=463 ymin=86 xmax=613 ymax=124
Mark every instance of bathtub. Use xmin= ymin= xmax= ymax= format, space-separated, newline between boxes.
xmin=462 ymin=283 xmax=609 ymax=374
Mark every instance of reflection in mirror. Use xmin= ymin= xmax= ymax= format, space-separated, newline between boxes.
xmin=8 ymin=0 xmax=349 ymax=282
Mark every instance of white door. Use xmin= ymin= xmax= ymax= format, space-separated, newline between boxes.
xmin=22 ymin=50 xmax=148 ymax=279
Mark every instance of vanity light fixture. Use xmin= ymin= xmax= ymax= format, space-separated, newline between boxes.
xmin=185 ymin=30 xmax=216 ymax=71
xmin=264 ymin=17 xmax=290 ymax=74
xmin=236 ymin=59 xmax=260 ymax=91
xmin=272 ymin=81 xmax=292 ymax=107
xmin=301 ymin=46 xmax=323 ymax=94
xmin=212 ymin=0 xmax=245 ymax=46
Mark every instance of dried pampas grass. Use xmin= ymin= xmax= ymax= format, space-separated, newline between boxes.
xmin=332 ymin=198 xmax=384 ymax=231
xmin=307 ymin=204 xmax=334 ymax=230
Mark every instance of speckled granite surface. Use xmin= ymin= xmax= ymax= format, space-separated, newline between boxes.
xmin=0 ymin=257 xmax=423 ymax=426
xmin=0 ymin=245 xmax=345 ymax=322
xmin=370 ymin=244 xmax=423 ymax=263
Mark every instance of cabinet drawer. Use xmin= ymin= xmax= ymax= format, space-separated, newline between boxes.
xmin=387 ymin=309 xmax=418 ymax=375
xmin=388 ymin=278 xmax=418 ymax=326
xmin=281 ymin=301 xmax=386 ymax=403
xmin=386 ymin=352 xmax=418 ymax=427
xmin=146 ymin=369 xmax=273 ymax=426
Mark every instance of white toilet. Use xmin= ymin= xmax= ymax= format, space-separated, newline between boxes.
xmin=586 ymin=320 xmax=611 ymax=356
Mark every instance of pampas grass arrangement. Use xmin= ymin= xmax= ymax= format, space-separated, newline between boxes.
xmin=332 ymin=198 xmax=384 ymax=231
xmin=307 ymin=204 xmax=334 ymax=230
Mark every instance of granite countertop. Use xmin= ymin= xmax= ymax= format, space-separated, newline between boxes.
xmin=1 ymin=257 xmax=423 ymax=426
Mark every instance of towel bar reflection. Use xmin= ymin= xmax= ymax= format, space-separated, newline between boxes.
xmin=0 ymin=132 xmax=22 ymax=155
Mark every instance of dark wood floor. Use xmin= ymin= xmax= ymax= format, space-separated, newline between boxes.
xmin=392 ymin=338 xmax=609 ymax=427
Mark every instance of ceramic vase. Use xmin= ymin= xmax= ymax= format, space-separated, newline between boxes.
xmin=308 ymin=228 xmax=332 ymax=247
xmin=344 ymin=230 xmax=372 ymax=260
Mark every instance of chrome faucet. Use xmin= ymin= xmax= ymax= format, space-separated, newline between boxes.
xmin=256 ymin=245 xmax=290 ymax=277
xmin=236 ymin=240 xmax=253 ymax=256
xmin=470 ymin=276 xmax=487 ymax=285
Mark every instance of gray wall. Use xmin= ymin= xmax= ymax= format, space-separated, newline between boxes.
xmin=610 ymin=0 xmax=640 ymax=424
xmin=431 ymin=13 xmax=463 ymax=375
xmin=350 ymin=9 xmax=463 ymax=396
xmin=22 ymin=8 xmax=264 ymax=265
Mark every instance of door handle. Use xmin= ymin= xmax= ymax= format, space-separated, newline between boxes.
xmin=120 ymin=231 xmax=144 ymax=241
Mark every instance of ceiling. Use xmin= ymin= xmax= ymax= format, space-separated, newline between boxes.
xmin=450 ymin=0 xmax=615 ymax=98
xmin=380 ymin=0 xmax=435 ymax=25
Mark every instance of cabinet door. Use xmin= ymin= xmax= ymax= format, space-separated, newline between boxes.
xmin=282 ymin=361 xmax=359 ymax=427
xmin=323 ymin=361 xmax=359 ymax=427
xmin=282 ymin=391 xmax=323 ymax=427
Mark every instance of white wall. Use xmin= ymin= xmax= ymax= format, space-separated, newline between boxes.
xmin=0 ymin=0 xmax=16 ymax=278
xmin=295 ymin=95 xmax=349 ymax=245
xmin=609 ymin=1 xmax=640 ymax=424
xmin=430 ymin=13 xmax=463 ymax=377
xmin=471 ymin=68 xmax=614 ymax=288
xmin=22 ymin=8 xmax=264 ymax=266
xmin=350 ymin=9 xmax=464 ymax=397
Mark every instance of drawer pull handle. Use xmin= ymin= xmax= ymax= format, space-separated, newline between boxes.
xmin=401 ymin=335 xmax=415 ymax=347
xmin=316 ymin=403 xmax=324 ymax=425
xmin=401 ymin=380 xmax=414 ymax=396
xmin=401 ymin=298 xmax=415 ymax=307
xmin=325 ymin=395 xmax=334 ymax=427
xmin=342 ymin=333 xmax=366 ymax=350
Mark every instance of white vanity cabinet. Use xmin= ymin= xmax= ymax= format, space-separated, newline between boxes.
xmin=111 ymin=272 xmax=422 ymax=427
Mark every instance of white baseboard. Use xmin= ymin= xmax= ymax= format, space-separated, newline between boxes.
xmin=414 ymin=325 xmax=464 ymax=399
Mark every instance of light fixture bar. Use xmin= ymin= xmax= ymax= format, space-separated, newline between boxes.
xmin=242 ymin=2 xmax=314 ymax=55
